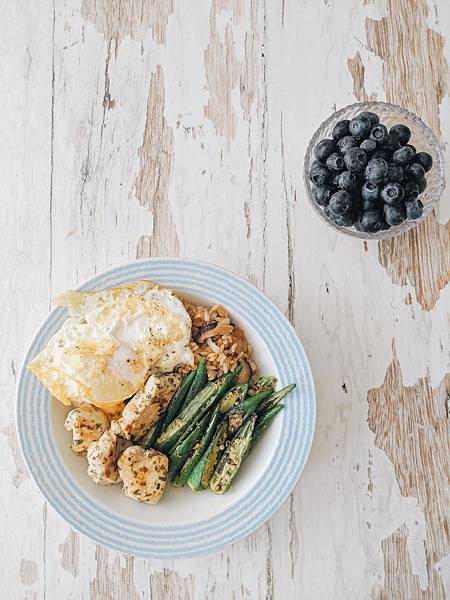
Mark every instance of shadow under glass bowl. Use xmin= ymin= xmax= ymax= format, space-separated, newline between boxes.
xmin=303 ymin=101 xmax=445 ymax=240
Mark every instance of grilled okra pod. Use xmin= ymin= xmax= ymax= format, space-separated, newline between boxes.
xmin=172 ymin=406 xmax=221 ymax=487
xmin=168 ymin=411 xmax=211 ymax=480
xmin=195 ymin=419 xmax=229 ymax=489
xmin=144 ymin=417 xmax=165 ymax=450
xmin=182 ymin=358 xmax=207 ymax=409
xmin=159 ymin=370 xmax=196 ymax=432
xmin=257 ymin=383 xmax=296 ymax=414
xmin=218 ymin=383 xmax=248 ymax=414
xmin=227 ymin=389 xmax=273 ymax=434
xmin=155 ymin=366 xmax=241 ymax=454
xmin=248 ymin=376 xmax=277 ymax=396
xmin=187 ymin=449 xmax=208 ymax=491
xmin=210 ymin=415 xmax=256 ymax=494
xmin=155 ymin=383 xmax=216 ymax=453
xmin=250 ymin=404 xmax=284 ymax=450
xmin=142 ymin=372 xmax=197 ymax=450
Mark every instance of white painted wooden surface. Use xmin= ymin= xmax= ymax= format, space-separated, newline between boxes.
xmin=2 ymin=0 xmax=449 ymax=598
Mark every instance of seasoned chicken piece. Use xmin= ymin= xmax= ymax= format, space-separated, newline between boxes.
xmin=111 ymin=373 xmax=181 ymax=441
xmin=118 ymin=446 xmax=168 ymax=504
xmin=64 ymin=404 xmax=109 ymax=454
xmin=86 ymin=429 xmax=127 ymax=485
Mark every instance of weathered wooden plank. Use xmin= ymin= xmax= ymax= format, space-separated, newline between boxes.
xmin=368 ymin=352 xmax=449 ymax=598
xmin=135 ymin=64 xmax=178 ymax=257
xmin=349 ymin=0 xmax=450 ymax=311
xmin=0 ymin=1 xmax=55 ymax=598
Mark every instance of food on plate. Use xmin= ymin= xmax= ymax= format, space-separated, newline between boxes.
xmin=28 ymin=279 xmax=296 ymax=504
xmin=189 ymin=419 xmax=229 ymax=491
xmin=118 ymin=446 xmax=168 ymax=504
xmin=154 ymin=368 xmax=240 ymax=454
xmin=218 ymin=382 xmax=248 ymax=414
xmin=247 ymin=375 xmax=277 ymax=396
xmin=171 ymin=406 xmax=221 ymax=488
xmin=167 ymin=410 xmax=212 ymax=481
xmin=210 ymin=415 xmax=256 ymax=495
xmin=28 ymin=281 xmax=193 ymax=408
xmin=226 ymin=389 xmax=273 ymax=435
xmin=309 ymin=110 xmax=433 ymax=232
xmin=184 ymin=303 xmax=256 ymax=380
xmin=256 ymin=383 xmax=296 ymax=415
xmin=87 ymin=429 xmax=126 ymax=485
xmin=111 ymin=373 xmax=181 ymax=441
xmin=64 ymin=403 xmax=109 ymax=454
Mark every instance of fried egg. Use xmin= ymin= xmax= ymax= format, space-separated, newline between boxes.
xmin=28 ymin=281 xmax=193 ymax=408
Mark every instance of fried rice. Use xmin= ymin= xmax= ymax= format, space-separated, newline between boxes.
xmin=181 ymin=302 xmax=257 ymax=381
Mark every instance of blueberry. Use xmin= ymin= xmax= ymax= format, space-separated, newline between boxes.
xmin=329 ymin=190 xmax=354 ymax=215
xmin=372 ymin=149 xmax=392 ymax=161
xmin=360 ymin=138 xmax=377 ymax=154
xmin=387 ymin=163 xmax=404 ymax=183
xmin=370 ymin=124 xmax=389 ymax=145
xmin=312 ymin=184 xmax=334 ymax=206
xmin=326 ymin=152 xmax=346 ymax=171
xmin=414 ymin=152 xmax=433 ymax=172
xmin=309 ymin=163 xmax=331 ymax=186
xmin=332 ymin=171 xmax=341 ymax=186
xmin=406 ymin=162 xmax=426 ymax=182
xmin=392 ymin=145 xmax=415 ymax=166
xmin=337 ymin=135 xmax=359 ymax=154
xmin=329 ymin=211 xmax=356 ymax=227
xmin=390 ymin=124 xmax=411 ymax=146
xmin=356 ymin=210 xmax=386 ymax=232
xmin=331 ymin=171 xmax=340 ymax=187
xmin=332 ymin=119 xmax=350 ymax=141
xmin=381 ymin=182 xmax=405 ymax=206
xmin=382 ymin=133 xmax=401 ymax=153
xmin=417 ymin=178 xmax=427 ymax=194
xmin=349 ymin=115 xmax=372 ymax=140
xmin=404 ymin=181 xmax=420 ymax=201
xmin=365 ymin=157 xmax=389 ymax=184
xmin=405 ymin=144 xmax=416 ymax=155
xmin=384 ymin=204 xmax=406 ymax=226
xmin=362 ymin=181 xmax=380 ymax=202
xmin=344 ymin=147 xmax=368 ymax=172
xmin=405 ymin=199 xmax=424 ymax=220
xmin=337 ymin=170 xmax=358 ymax=192
xmin=359 ymin=111 xmax=379 ymax=126
xmin=362 ymin=198 xmax=377 ymax=211
xmin=315 ymin=139 xmax=337 ymax=162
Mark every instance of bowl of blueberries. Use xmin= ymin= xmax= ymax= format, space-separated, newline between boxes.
xmin=304 ymin=101 xmax=445 ymax=239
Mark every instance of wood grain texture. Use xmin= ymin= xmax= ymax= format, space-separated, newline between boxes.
xmin=374 ymin=524 xmax=445 ymax=599
xmin=90 ymin=546 xmax=139 ymax=600
xmin=59 ymin=531 xmax=80 ymax=578
xmin=135 ymin=64 xmax=178 ymax=257
xmin=347 ymin=52 xmax=376 ymax=103
xmin=81 ymin=0 xmax=174 ymax=46
xmin=2 ymin=0 xmax=450 ymax=598
xmin=368 ymin=350 xmax=450 ymax=596
xmin=204 ymin=0 xmax=260 ymax=142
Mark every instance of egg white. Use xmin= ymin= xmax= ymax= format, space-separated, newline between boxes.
xmin=28 ymin=281 xmax=193 ymax=408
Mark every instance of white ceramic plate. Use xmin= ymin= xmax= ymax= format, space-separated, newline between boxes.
xmin=16 ymin=258 xmax=315 ymax=558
